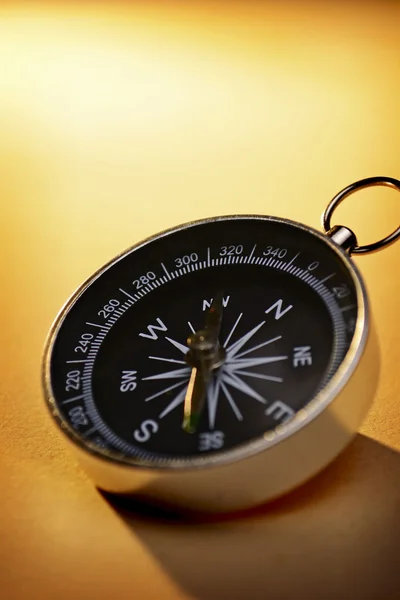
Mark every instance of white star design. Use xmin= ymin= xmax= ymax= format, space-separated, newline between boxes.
xmin=143 ymin=318 xmax=288 ymax=429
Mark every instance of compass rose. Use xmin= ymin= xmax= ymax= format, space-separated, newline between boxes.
xmin=143 ymin=314 xmax=288 ymax=430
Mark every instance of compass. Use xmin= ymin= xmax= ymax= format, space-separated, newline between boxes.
xmin=42 ymin=177 xmax=400 ymax=512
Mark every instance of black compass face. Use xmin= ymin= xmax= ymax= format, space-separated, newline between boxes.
xmin=49 ymin=217 xmax=360 ymax=464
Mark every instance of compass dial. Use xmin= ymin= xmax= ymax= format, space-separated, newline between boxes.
xmin=47 ymin=216 xmax=361 ymax=466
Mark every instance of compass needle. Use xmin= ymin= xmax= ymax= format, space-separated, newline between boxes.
xmin=182 ymin=291 xmax=226 ymax=433
xmin=182 ymin=368 xmax=204 ymax=433
xmin=44 ymin=176 xmax=399 ymax=511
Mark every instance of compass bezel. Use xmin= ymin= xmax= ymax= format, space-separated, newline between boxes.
xmin=42 ymin=215 xmax=379 ymax=512
xmin=43 ymin=214 xmax=369 ymax=466
xmin=42 ymin=214 xmax=375 ymax=509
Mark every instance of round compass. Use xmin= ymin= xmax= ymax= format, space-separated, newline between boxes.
xmin=43 ymin=177 xmax=400 ymax=512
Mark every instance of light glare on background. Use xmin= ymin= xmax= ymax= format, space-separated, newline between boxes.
xmin=0 ymin=4 xmax=399 ymax=598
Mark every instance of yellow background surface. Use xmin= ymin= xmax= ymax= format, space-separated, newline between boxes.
xmin=1 ymin=2 xmax=399 ymax=599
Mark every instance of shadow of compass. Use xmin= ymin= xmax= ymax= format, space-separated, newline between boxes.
xmin=102 ymin=434 xmax=400 ymax=600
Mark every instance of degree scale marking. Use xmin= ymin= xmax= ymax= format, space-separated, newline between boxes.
xmin=60 ymin=247 xmax=350 ymax=459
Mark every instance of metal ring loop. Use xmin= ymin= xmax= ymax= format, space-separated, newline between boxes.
xmin=322 ymin=176 xmax=400 ymax=255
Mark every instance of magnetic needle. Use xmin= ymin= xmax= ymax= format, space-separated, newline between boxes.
xmin=43 ymin=177 xmax=400 ymax=512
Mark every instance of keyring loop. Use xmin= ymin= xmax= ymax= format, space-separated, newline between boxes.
xmin=322 ymin=176 xmax=400 ymax=254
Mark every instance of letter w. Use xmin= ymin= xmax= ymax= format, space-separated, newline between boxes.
xmin=139 ymin=318 xmax=168 ymax=340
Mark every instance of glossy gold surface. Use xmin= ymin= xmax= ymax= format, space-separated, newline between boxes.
xmin=1 ymin=2 xmax=400 ymax=598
